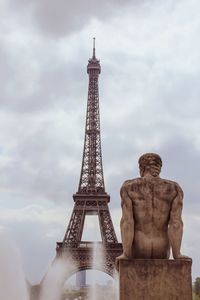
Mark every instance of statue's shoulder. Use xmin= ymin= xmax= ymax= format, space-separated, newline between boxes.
xmin=121 ymin=178 xmax=142 ymax=190
xmin=161 ymin=178 xmax=183 ymax=195
xmin=161 ymin=178 xmax=181 ymax=187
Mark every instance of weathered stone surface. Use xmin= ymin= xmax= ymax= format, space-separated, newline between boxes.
xmin=119 ymin=259 xmax=192 ymax=300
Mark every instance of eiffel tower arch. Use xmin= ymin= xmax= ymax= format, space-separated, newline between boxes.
xmin=55 ymin=39 xmax=122 ymax=282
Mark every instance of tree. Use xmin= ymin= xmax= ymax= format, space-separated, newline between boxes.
xmin=194 ymin=277 xmax=200 ymax=296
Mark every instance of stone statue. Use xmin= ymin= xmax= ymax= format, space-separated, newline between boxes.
xmin=117 ymin=153 xmax=189 ymax=262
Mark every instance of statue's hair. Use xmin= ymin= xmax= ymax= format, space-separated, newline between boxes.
xmin=138 ymin=153 xmax=162 ymax=173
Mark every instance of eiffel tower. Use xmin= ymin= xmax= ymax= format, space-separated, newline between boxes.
xmin=56 ymin=39 xmax=122 ymax=281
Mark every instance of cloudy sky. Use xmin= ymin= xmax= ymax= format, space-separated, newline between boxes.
xmin=0 ymin=0 xmax=200 ymax=284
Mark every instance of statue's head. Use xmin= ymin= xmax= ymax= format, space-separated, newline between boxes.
xmin=138 ymin=153 xmax=162 ymax=177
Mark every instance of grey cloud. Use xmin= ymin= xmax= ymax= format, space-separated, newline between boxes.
xmin=7 ymin=0 xmax=135 ymax=37
xmin=159 ymin=136 xmax=200 ymax=212
xmin=0 ymin=111 xmax=83 ymax=204
xmin=0 ymin=46 xmax=14 ymax=85
xmin=101 ymin=56 xmax=200 ymax=127
xmin=0 ymin=44 xmax=86 ymax=114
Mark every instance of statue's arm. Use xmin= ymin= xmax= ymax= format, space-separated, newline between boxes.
xmin=168 ymin=184 xmax=185 ymax=259
xmin=119 ymin=184 xmax=134 ymax=259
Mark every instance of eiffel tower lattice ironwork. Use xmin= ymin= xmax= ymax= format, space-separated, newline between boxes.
xmin=56 ymin=39 xmax=122 ymax=278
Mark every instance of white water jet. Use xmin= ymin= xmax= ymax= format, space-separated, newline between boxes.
xmin=0 ymin=229 xmax=29 ymax=300
xmin=88 ymin=242 xmax=105 ymax=300
xmin=39 ymin=255 xmax=76 ymax=300
xmin=113 ymin=269 xmax=119 ymax=300
xmin=87 ymin=242 xmax=119 ymax=300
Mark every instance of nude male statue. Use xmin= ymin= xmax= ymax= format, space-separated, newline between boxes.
xmin=117 ymin=153 xmax=189 ymax=262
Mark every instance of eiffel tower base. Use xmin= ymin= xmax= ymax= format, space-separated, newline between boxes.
xmin=56 ymin=242 xmax=122 ymax=278
xmin=119 ymin=259 xmax=192 ymax=300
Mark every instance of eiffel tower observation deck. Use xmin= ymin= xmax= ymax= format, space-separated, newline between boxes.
xmin=56 ymin=39 xmax=122 ymax=278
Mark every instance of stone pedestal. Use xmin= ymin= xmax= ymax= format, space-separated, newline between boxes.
xmin=119 ymin=259 xmax=192 ymax=300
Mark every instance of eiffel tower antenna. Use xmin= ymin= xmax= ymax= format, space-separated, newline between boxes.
xmin=93 ymin=37 xmax=96 ymax=58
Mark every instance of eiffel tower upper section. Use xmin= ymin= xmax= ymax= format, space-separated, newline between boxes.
xmin=78 ymin=38 xmax=105 ymax=195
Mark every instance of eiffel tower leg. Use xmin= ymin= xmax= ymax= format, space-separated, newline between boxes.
xmin=62 ymin=208 xmax=85 ymax=246
xmin=99 ymin=208 xmax=118 ymax=243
